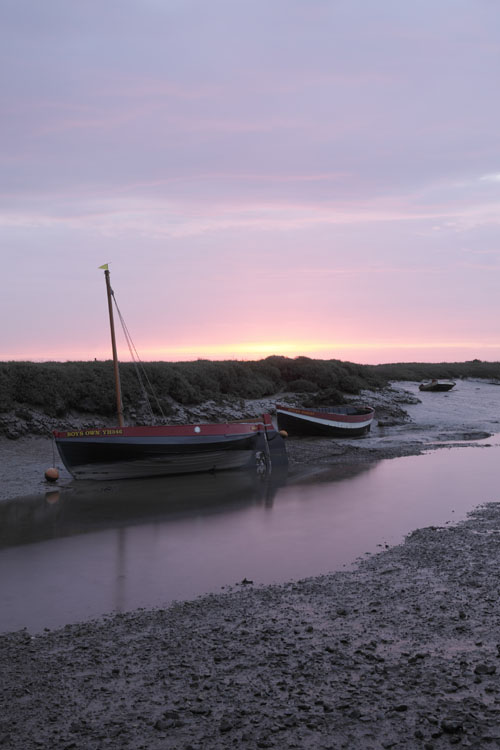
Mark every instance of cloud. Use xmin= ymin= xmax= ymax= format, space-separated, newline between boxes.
xmin=2 ymin=0 xmax=500 ymax=364
xmin=480 ymin=173 xmax=500 ymax=182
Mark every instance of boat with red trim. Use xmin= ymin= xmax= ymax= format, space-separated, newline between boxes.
xmin=54 ymin=266 xmax=287 ymax=480
xmin=276 ymin=403 xmax=375 ymax=437
xmin=54 ymin=414 xmax=284 ymax=480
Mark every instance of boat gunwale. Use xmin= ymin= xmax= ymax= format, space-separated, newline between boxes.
xmin=275 ymin=404 xmax=375 ymax=424
xmin=53 ymin=418 xmax=273 ymax=441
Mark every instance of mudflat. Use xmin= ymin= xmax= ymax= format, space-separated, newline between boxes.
xmin=2 ymin=501 xmax=500 ymax=749
xmin=2 ymin=379 xmax=500 ymax=748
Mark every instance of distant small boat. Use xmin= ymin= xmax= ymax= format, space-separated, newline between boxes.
xmin=419 ymin=380 xmax=456 ymax=392
xmin=276 ymin=404 xmax=375 ymax=437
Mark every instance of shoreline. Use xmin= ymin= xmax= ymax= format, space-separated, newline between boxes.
xmin=1 ymin=381 xmax=495 ymax=502
xmin=0 ymin=425 xmax=491 ymax=503
xmin=3 ymin=501 xmax=500 ymax=748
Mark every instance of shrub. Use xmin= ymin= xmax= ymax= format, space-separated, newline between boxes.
xmin=288 ymin=379 xmax=318 ymax=393
xmin=2 ymin=357 xmax=499 ymax=418
xmin=304 ymin=387 xmax=345 ymax=406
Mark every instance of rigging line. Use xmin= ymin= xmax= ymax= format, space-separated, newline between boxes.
xmin=111 ymin=292 xmax=166 ymax=420
xmin=112 ymin=299 xmax=155 ymax=422
xmin=121 ymin=322 xmax=166 ymax=420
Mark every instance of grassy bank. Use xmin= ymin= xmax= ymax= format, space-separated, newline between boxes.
xmin=0 ymin=358 xmax=498 ymax=419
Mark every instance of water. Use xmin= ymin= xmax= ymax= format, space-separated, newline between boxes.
xmin=1 ymin=431 xmax=500 ymax=634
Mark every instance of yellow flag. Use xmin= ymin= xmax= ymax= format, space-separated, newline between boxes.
xmin=98 ymin=263 xmax=109 ymax=270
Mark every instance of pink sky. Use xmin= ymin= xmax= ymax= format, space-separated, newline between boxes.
xmin=2 ymin=0 xmax=500 ymax=365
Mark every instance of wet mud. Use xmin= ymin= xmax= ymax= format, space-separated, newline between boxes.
xmin=3 ymin=502 xmax=500 ymax=749
xmin=2 ymin=379 xmax=500 ymax=748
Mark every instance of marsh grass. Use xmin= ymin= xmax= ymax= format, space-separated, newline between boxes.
xmin=0 ymin=357 xmax=498 ymax=417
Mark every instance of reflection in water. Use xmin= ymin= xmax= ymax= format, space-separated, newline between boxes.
xmin=1 ymin=441 xmax=499 ymax=634
xmin=116 ymin=528 xmax=126 ymax=614
xmin=287 ymin=461 xmax=377 ymax=486
xmin=0 ymin=468 xmax=288 ymax=549
xmin=45 ymin=490 xmax=60 ymax=505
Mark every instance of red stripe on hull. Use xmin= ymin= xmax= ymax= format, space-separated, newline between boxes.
xmin=276 ymin=404 xmax=374 ymax=423
xmin=276 ymin=405 xmax=374 ymax=438
xmin=54 ymin=422 xmax=263 ymax=440
xmin=54 ymin=414 xmax=287 ymax=480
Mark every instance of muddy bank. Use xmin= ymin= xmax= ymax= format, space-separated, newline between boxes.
xmin=2 ymin=501 xmax=500 ymax=749
xmin=0 ymin=381 xmax=496 ymax=502
xmin=0 ymin=386 xmax=397 ymax=499
xmin=1 ymin=385 xmax=410 ymax=502
xmin=0 ymin=385 xmax=412 ymax=441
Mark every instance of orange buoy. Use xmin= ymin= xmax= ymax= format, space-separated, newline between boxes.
xmin=44 ymin=467 xmax=59 ymax=482
xmin=279 ymin=430 xmax=288 ymax=438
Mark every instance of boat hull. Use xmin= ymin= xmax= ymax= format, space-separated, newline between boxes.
xmin=419 ymin=382 xmax=455 ymax=392
xmin=54 ymin=417 xmax=287 ymax=480
xmin=276 ymin=404 xmax=374 ymax=438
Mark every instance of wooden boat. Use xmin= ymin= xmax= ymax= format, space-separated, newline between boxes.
xmin=54 ymin=267 xmax=287 ymax=480
xmin=418 ymin=379 xmax=456 ymax=392
xmin=54 ymin=415 xmax=286 ymax=480
xmin=276 ymin=403 xmax=375 ymax=437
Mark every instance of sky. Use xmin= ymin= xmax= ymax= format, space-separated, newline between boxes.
xmin=1 ymin=0 xmax=500 ymax=365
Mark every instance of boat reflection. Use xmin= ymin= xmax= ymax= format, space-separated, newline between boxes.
xmin=0 ymin=467 xmax=289 ymax=549
xmin=0 ymin=458 xmax=380 ymax=633
xmin=287 ymin=461 xmax=378 ymax=486
xmin=0 ymin=459 xmax=381 ymax=550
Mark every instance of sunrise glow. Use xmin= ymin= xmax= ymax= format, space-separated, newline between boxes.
xmin=3 ymin=338 xmax=499 ymax=366
xmin=2 ymin=2 xmax=500 ymax=366
xmin=141 ymin=340 xmax=500 ymax=362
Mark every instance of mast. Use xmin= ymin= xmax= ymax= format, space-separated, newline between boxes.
xmin=102 ymin=266 xmax=125 ymax=427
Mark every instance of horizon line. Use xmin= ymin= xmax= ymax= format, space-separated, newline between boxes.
xmin=0 ymin=355 xmax=495 ymax=367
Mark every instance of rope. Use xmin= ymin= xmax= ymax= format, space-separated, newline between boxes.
xmin=110 ymin=290 xmax=166 ymax=422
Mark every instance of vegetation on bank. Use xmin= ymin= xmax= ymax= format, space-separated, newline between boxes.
xmin=0 ymin=358 xmax=498 ymax=417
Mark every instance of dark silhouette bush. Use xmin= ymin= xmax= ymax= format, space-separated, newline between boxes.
xmin=304 ymin=387 xmax=345 ymax=406
xmin=337 ymin=373 xmax=364 ymax=394
xmin=0 ymin=357 xmax=498 ymax=418
xmin=288 ymin=379 xmax=318 ymax=393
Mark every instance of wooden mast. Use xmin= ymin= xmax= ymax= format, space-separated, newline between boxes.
xmin=102 ymin=266 xmax=125 ymax=427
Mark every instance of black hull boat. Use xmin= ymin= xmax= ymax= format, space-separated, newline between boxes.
xmin=55 ymin=415 xmax=285 ymax=480
xmin=54 ymin=266 xmax=287 ymax=480
xmin=276 ymin=404 xmax=375 ymax=438
xmin=419 ymin=380 xmax=456 ymax=392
